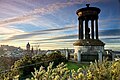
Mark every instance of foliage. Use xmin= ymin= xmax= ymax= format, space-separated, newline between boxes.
xmin=0 ymin=55 xmax=33 ymax=80
xmin=27 ymin=60 xmax=120 ymax=80
xmin=88 ymin=60 xmax=120 ymax=80
xmin=10 ymin=59 xmax=120 ymax=80
xmin=27 ymin=62 xmax=70 ymax=80
xmin=47 ymin=52 xmax=67 ymax=67
xmin=0 ymin=57 xmax=17 ymax=73
xmin=2 ymin=51 xmax=120 ymax=80
xmin=47 ymin=51 xmax=62 ymax=60
xmin=0 ymin=51 xmax=66 ymax=80
xmin=0 ymin=48 xmax=5 ymax=55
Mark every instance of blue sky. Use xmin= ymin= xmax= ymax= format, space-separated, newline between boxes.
xmin=0 ymin=0 xmax=120 ymax=50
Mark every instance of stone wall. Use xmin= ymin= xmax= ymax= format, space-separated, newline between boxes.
xmin=74 ymin=46 xmax=104 ymax=62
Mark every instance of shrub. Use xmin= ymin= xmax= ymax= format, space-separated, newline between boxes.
xmin=87 ymin=60 xmax=120 ymax=80
xmin=5 ymin=53 xmax=120 ymax=80
xmin=47 ymin=52 xmax=67 ymax=67
xmin=27 ymin=59 xmax=120 ymax=80
xmin=0 ymin=52 xmax=67 ymax=80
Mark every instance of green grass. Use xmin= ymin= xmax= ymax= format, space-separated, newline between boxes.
xmin=66 ymin=61 xmax=89 ymax=71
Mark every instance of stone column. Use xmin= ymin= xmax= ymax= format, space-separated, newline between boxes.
xmin=66 ymin=49 xmax=68 ymax=60
xmin=112 ymin=53 xmax=115 ymax=61
xmin=91 ymin=20 xmax=94 ymax=39
xmin=77 ymin=50 xmax=81 ymax=63
xmin=79 ymin=19 xmax=83 ymax=39
xmin=98 ymin=51 xmax=102 ymax=62
xmin=85 ymin=19 xmax=88 ymax=39
xmin=95 ymin=19 xmax=98 ymax=39
xmin=74 ymin=53 xmax=77 ymax=61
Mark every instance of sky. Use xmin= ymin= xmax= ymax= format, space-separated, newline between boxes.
xmin=0 ymin=0 xmax=120 ymax=50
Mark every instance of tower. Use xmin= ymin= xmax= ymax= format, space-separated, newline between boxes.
xmin=73 ymin=4 xmax=105 ymax=62
xmin=26 ymin=42 xmax=30 ymax=53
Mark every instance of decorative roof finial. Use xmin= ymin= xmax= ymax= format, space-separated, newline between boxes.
xmin=86 ymin=4 xmax=90 ymax=7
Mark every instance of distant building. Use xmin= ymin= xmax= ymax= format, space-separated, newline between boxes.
xmin=0 ymin=45 xmax=24 ymax=58
xmin=26 ymin=42 xmax=40 ymax=56
xmin=26 ymin=42 xmax=30 ymax=52
xmin=26 ymin=42 xmax=33 ymax=57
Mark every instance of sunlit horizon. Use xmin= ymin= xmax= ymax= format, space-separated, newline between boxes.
xmin=0 ymin=0 xmax=120 ymax=50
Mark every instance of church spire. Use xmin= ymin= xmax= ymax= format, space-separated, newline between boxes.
xmin=26 ymin=42 xmax=30 ymax=51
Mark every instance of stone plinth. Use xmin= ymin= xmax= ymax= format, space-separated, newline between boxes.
xmin=73 ymin=39 xmax=105 ymax=62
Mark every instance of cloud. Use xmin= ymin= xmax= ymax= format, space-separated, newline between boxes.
xmin=30 ymin=34 xmax=77 ymax=42
xmin=0 ymin=0 xmax=116 ymax=50
xmin=100 ymin=18 xmax=120 ymax=23
xmin=31 ymin=39 xmax=76 ymax=45
xmin=3 ymin=25 xmax=76 ymax=41
xmin=99 ymin=29 xmax=120 ymax=36
xmin=104 ymin=39 xmax=120 ymax=43
xmin=0 ymin=26 xmax=26 ymax=42
xmin=0 ymin=26 xmax=24 ymax=35
xmin=42 ymin=34 xmax=77 ymax=40
xmin=98 ymin=29 xmax=120 ymax=44
xmin=0 ymin=15 xmax=35 ymax=26
xmin=29 ymin=28 xmax=120 ymax=45
xmin=28 ymin=0 xmax=102 ymax=16
xmin=0 ymin=0 xmax=101 ymax=26
xmin=101 ymin=36 xmax=120 ymax=40
xmin=7 ymin=28 xmax=120 ymax=44
xmin=98 ymin=18 xmax=120 ymax=30
xmin=31 ymin=29 xmax=120 ymax=42
xmin=34 ymin=25 xmax=75 ymax=32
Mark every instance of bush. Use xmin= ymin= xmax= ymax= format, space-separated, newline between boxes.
xmin=5 ymin=51 xmax=120 ymax=80
xmin=13 ymin=59 xmax=120 ymax=80
xmin=47 ymin=52 xmax=67 ymax=67
xmin=0 ymin=52 xmax=67 ymax=80
xmin=1 ymin=55 xmax=33 ymax=80
xmin=88 ymin=60 xmax=120 ymax=80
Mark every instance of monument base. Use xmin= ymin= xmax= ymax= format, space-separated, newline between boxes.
xmin=73 ymin=39 xmax=105 ymax=62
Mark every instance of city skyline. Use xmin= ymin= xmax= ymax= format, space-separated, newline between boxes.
xmin=0 ymin=0 xmax=120 ymax=50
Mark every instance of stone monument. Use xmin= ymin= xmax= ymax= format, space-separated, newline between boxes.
xmin=73 ymin=4 xmax=105 ymax=62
